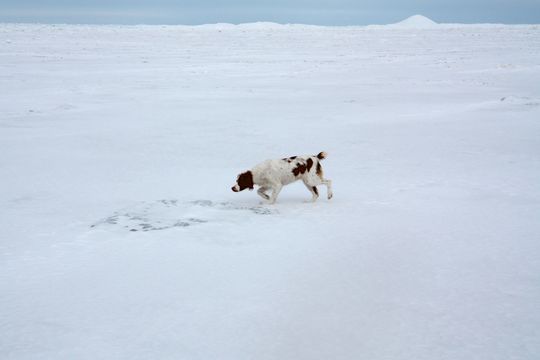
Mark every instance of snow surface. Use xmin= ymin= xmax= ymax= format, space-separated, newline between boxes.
xmin=1 ymin=23 xmax=540 ymax=359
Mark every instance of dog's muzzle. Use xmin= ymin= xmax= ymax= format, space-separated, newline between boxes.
xmin=231 ymin=186 xmax=239 ymax=192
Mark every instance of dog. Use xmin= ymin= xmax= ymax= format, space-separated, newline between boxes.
xmin=231 ymin=152 xmax=333 ymax=204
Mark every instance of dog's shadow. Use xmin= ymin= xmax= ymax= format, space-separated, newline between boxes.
xmin=91 ymin=199 xmax=277 ymax=233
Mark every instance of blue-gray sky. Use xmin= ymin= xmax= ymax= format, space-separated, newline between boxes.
xmin=1 ymin=0 xmax=539 ymax=25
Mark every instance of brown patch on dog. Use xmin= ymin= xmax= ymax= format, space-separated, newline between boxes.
xmin=316 ymin=162 xmax=323 ymax=178
xmin=312 ymin=186 xmax=318 ymax=196
xmin=292 ymin=162 xmax=307 ymax=177
xmin=317 ymin=152 xmax=327 ymax=160
xmin=306 ymin=158 xmax=314 ymax=172
xmin=282 ymin=156 xmax=297 ymax=163
xmin=237 ymin=171 xmax=254 ymax=190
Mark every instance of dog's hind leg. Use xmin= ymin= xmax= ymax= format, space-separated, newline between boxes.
xmin=303 ymin=180 xmax=319 ymax=202
xmin=322 ymin=179 xmax=333 ymax=199
xmin=257 ymin=186 xmax=270 ymax=200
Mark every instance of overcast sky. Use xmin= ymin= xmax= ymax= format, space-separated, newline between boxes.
xmin=1 ymin=0 xmax=539 ymax=25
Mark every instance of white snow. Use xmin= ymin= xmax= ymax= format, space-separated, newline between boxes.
xmin=1 ymin=23 xmax=539 ymax=359
xmin=389 ymin=14 xmax=438 ymax=28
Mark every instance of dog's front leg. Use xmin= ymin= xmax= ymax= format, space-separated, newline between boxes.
xmin=268 ymin=184 xmax=283 ymax=204
xmin=257 ymin=186 xmax=270 ymax=200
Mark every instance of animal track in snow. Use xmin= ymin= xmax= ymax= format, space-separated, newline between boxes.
xmin=91 ymin=199 xmax=276 ymax=232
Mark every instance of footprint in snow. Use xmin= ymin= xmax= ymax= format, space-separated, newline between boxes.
xmin=91 ymin=199 xmax=276 ymax=232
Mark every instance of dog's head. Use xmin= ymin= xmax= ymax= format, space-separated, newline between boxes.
xmin=231 ymin=171 xmax=254 ymax=192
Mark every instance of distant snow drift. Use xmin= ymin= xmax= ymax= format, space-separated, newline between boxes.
xmin=1 ymin=23 xmax=539 ymax=360
xmin=389 ymin=14 xmax=439 ymax=28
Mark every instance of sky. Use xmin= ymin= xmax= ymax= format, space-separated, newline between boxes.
xmin=1 ymin=0 xmax=539 ymax=25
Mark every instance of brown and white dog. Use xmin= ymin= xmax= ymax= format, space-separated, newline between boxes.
xmin=231 ymin=152 xmax=333 ymax=204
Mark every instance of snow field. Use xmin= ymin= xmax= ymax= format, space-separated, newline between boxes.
xmin=1 ymin=22 xmax=539 ymax=359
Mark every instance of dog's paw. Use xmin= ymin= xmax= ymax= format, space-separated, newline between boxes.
xmin=257 ymin=192 xmax=270 ymax=200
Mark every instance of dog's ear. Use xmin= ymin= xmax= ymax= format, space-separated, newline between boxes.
xmin=237 ymin=171 xmax=254 ymax=190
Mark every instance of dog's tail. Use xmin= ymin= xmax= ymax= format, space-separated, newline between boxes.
xmin=316 ymin=151 xmax=328 ymax=160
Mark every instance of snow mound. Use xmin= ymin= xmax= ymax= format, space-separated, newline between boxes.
xmin=390 ymin=14 xmax=438 ymax=28
xmin=194 ymin=23 xmax=236 ymax=30
xmin=236 ymin=22 xmax=287 ymax=29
